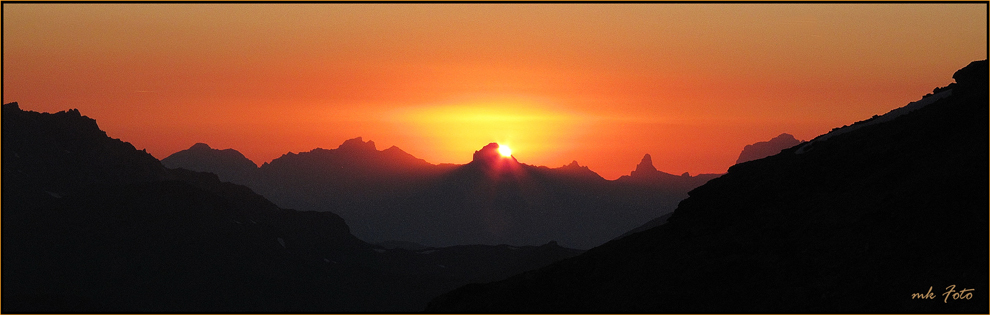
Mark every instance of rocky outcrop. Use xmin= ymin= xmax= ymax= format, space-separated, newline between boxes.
xmin=337 ymin=136 xmax=377 ymax=152
xmin=735 ymin=133 xmax=802 ymax=164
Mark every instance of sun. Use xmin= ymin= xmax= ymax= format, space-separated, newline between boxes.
xmin=498 ymin=144 xmax=512 ymax=157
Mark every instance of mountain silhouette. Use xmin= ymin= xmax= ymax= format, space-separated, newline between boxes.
xmin=735 ymin=133 xmax=803 ymax=164
xmin=631 ymin=153 xmax=659 ymax=174
xmin=259 ymin=136 xmax=436 ymax=179
xmin=555 ymin=160 xmax=606 ymax=181
xmin=425 ymin=60 xmax=988 ymax=313
xmin=2 ymin=102 xmax=584 ymax=312
xmin=471 ymin=142 xmax=520 ymax=166
xmin=617 ymin=153 xmax=720 ymax=187
xmin=163 ymin=140 xmax=718 ymax=249
xmin=160 ymin=143 xmax=259 ymax=183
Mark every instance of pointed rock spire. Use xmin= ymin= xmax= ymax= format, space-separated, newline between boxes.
xmin=627 ymin=154 xmax=663 ymax=179
xmin=635 ymin=154 xmax=658 ymax=173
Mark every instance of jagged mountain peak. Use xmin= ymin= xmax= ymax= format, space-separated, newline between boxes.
xmin=337 ymin=136 xmax=377 ymax=152
xmin=549 ymin=160 xmax=606 ymax=182
xmin=470 ymin=142 xmax=518 ymax=167
xmin=472 ymin=143 xmax=501 ymax=161
xmin=3 ymin=102 xmax=168 ymax=195
xmin=637 ymin=154 xmax=658 ymax=171
xmin=557 ymin=160 xmax=594 ymax=173
xmin=629 ymin=153 xmax=660 ymax=177
xmin=735 ymin=133 xmax=803 ymax=164
xmin=771 ymin=133 xmax=797 ymax=142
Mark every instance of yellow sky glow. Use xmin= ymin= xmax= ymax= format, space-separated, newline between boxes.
xmin=3 ymin=3 xmax=986 ymax=178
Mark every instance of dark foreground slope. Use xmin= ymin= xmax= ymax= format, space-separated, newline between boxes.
xmin=2 ymin=103 xmax=582 ymax=312
xmin=426 ymin=60 xmax=988 ymax=313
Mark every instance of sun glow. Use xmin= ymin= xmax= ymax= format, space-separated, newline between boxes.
xmin=389 ymin=101 xmax=587 ymax=166
xmin=498 ymin=144 xmax=512 ymax=157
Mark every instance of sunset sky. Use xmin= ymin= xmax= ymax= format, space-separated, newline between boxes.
xmin=4 ymin=3 xmax=986 ymax=179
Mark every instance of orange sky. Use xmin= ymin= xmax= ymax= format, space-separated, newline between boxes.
xmin=4 ymin=3 xmax=986 ymax=179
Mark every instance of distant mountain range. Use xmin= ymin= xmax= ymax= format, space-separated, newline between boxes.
xmin=163 ymin=135 xmax=721 ymax=249
xmin=425 ymin=60 xmax=988 ymax=313
xmin=2 ymin=103 xmax=584 ymax=312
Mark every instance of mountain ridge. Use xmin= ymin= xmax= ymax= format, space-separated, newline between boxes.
xmin=162 ymin=137 xmax=721 ymax=249
xmin=2 ymin=102 xmax=586 ymax=312
xmin=735 ymin=133 xmax=803 ymax=164
xmin=424 ymin=59 xmax=988 ymax=313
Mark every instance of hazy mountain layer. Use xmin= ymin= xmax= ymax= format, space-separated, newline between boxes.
xmin=425 ymin=60 xmax=988 ymax=313
xmin=164 ymin=138 xmax=720 ymax=249
xmin=160 ymin=142 xmax=259 ymax=183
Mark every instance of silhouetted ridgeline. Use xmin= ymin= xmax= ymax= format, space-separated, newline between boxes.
xmin=2 ymin=102 xmax=583 ymax=312
xmin=160 ymin=142 xmax=259 ymax=183
xmin=163 ymin=137 xmax=721 ymax=249
xmin=613 ymin=212 xmax=673 ymax=240
xmin=426 ymin=60 xmax=988 ymax=313
xmin=735 ymin=133 xmax=803 ymax=164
